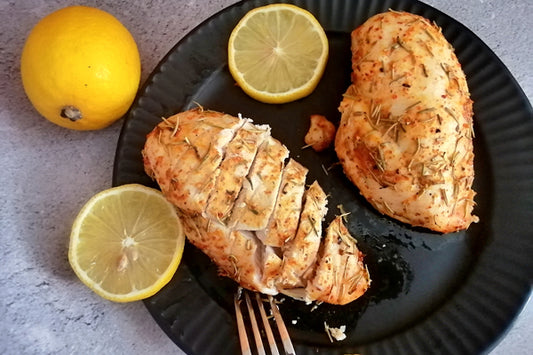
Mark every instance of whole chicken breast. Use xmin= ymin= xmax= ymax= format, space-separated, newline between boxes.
xmin=143 ymin=108 xmax=370 ymax=305
xmin=336 ymin=11 xmax=478 ymax=233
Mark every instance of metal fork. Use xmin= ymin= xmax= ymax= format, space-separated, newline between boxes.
xmin=234 ymin=289 xmax=296 ymax=355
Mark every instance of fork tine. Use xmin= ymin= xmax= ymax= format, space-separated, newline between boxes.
xmin=235 ymin=291 xmax=296 ymax=355
xmin=244 ymin=292 xmax=266 ymax=355
xmin=255 ymin=293 xmax=280 ymax=355
xmin=234 ymin=292 xmax=252 ymax=355
xmin=268 ymin=295 xmax=296 ymax=355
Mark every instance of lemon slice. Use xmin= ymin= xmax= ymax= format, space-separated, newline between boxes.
xmin=228 ymin=4 xmax=329 ymax=104
xmin=68 ymin=184 xmax=184 ymax=302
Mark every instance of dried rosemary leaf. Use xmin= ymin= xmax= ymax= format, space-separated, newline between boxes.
xmin=423 ymin=28 xmax=435 ymax=41
xmin=228 ymin=254 xmax=239 ymax=279
xmin=440 ymin=188 xmax=449 ymax=206
xmin=408 ymin=138 xmax=421 ymax=171
xmin=308 ymin=215 xmax=319 ymax=237
xmin=337 ymin=204 xmax=351 ymax=223
xmin=405 ymin=100 xmax=422 ymax=112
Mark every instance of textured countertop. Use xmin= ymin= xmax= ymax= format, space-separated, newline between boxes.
xmin=1 ymin=0 xmax=531 ymax=354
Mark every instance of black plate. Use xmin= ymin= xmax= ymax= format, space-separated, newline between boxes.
xmin=113 ymin=0 xmax=533 ymax=354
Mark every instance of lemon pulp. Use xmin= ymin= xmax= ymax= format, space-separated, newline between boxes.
xmin=228 ymin=4 xmax=329 ymax=104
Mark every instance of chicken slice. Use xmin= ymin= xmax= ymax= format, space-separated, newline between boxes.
xmin=228 ymin=136 xmax=289 ymax=230
xmin=143 ymin=108 xmax=243 ymax=215
xmin=182 ymin=215 xmax=277 ymax=294
xmin=335 ymin=11 xmax=478 ymax=233
xmin=261 ymin=246 xmax=283 ymax=290
xmin=228 ymin=230 xmax=278 ymax=294
xmin=256 ymin=158 xmax=308 ymax=247
xmin=204 ymin=121 xmax=270 ymax=223
xmin=306 ymin=216 xmax=371 ymax=305
xmin=143 ymin=115 xmax=194 ymax=194
xmin=278 ymin=181 xmax=328 ymax=289
xmin=180 ymin=214 xmax=235 ymax=277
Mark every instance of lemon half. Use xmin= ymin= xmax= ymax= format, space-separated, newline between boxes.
xmin=68 ymin=184 xmax=184 ymax=302
xmin=228 ymin=4 xmax=329 ymax=104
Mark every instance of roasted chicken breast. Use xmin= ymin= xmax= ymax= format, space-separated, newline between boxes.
xmin=143 ymin=108 xmax=370 ymax=305
xmin=335 ymin=11 xmax=478 ymax=233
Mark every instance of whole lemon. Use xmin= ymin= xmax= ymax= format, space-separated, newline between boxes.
xmin=21 ymin=6 xmax=141 ymax=130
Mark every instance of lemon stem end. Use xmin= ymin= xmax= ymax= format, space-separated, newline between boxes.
xmin=61 ymin=105 xmax=83 ymax=121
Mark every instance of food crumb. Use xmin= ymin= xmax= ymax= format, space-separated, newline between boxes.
xmin=324 ymin=322 xmax=347 ymax=342
xmin=304 ymin=114 xmax=336 ymax=152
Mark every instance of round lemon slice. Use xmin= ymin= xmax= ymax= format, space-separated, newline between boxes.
xmin=228 ymin=4 xmax=329 ymax=104
xmin=68 ymin=184 xmax=185 ymax=302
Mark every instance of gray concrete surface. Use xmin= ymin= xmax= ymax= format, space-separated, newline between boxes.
xmin=1 ymin=0 xmax=531 ymax=354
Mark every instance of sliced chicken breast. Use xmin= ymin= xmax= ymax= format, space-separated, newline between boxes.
xmin=143 ymin=108 xmax=370 ymax=305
